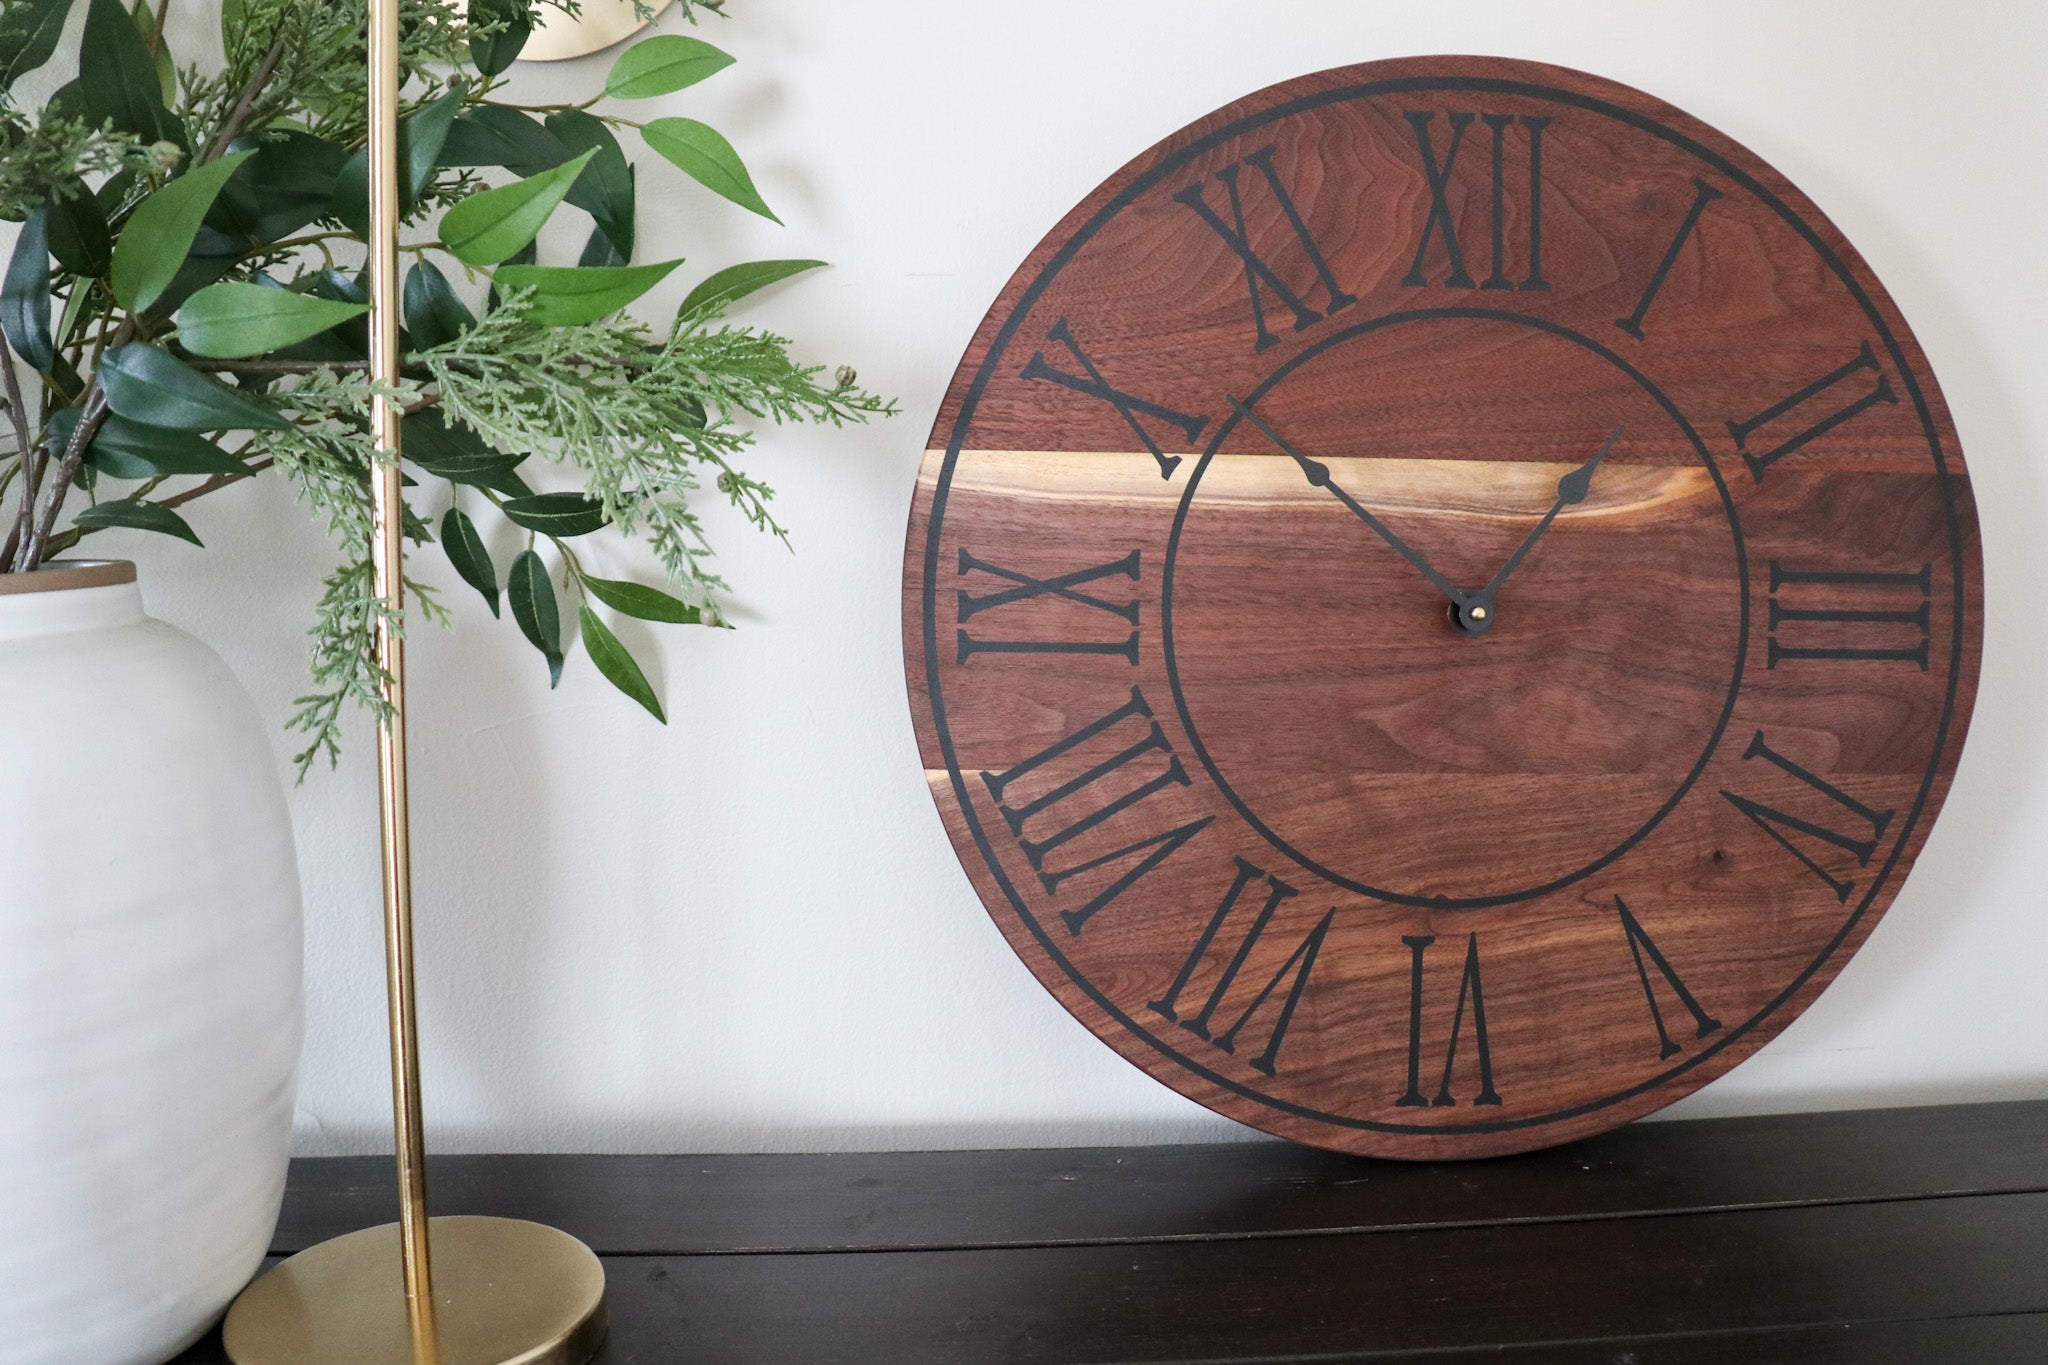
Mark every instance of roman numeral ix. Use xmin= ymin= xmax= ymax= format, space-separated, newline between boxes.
xmin=1728 ymin=341 xmax=1898 ymax=481
xmin=979 ymin=687 xmax=1211 ymax=936
xmin=1403 ymin=111 xmax=1550 ymax=292
xmin=1149 ymin=856 xmax=1335 ymax=1076
xmin=1397 ymin=933 xmax=1501 ymax=1108
xmin=1175 ymin=144 xmax=1357 ymax=352
xmin=1768 ymin=562 xmax=1932 ymax=670
xmin=1614 ymin=895 xmax=1722 ymax=1060
xmin=956 ymin=547 xmax=1143 ymax=666
xmin=1722 ymin=730 xmax=1897 ymax=904
xmin=1021 ymin=317 xmax=1211 ymax=479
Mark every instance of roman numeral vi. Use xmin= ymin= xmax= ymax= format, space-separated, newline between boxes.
xmin=1396 ymin=933 xmax=1502 ymax=1108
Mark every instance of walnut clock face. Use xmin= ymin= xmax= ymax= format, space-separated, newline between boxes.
xmin=903 ymin=57 xmax=1981 ymax=1159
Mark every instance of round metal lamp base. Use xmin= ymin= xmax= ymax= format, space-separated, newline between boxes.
xmin=222 ymin=1216 xmax=607 ymax=1365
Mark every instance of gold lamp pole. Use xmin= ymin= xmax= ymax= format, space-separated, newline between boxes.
xmin=221 ymin=0 xmax=608 ymax=1360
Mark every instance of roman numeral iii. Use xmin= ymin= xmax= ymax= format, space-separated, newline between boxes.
xmin=1021 ymin=316 xmax=1210 ymax=478
xmin=1614 ymin=896 xmax=1722 ymax=1059
xmin=1402 ymin=111 xmax=1550 ymax=292
xmin=1727 ymin=341 xmax=1897 ymax=481
xmin=1175 ymin=144 xmax=1357 ymax=352
xmin=1722 ymin=730 xmax=1897 ymax=903
xmin=956 ymin=547 xmax=1143 ymax=666
xmin=1396 ymin=933 xmax=1501 ymax=1107
xmin=1767 ymin=562 xmax=1931 ymax=670
xmin=1149 ymin=857 xmax=1334 ymax=1076
xmin=979 ymin=687 xmax=1209 ymax=935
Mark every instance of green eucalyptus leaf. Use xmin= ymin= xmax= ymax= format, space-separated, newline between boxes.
xmin=72 ymin=497 xmax=202 ymax=545
xmin=441 ymin=507 xmax=499 ymax=616
xmin=87 ymin=413 xmax=246 ymax=477
xmin=439 ymin=104 xmax=567 ymax=175
xmin=577 ymin=226 xmax=625 ymax=269
xmin=501 ymin=491 xmax=608 ymax=537
xmin=491 ymin=259 xmax=680 ymax=327
xmin=467 ymin=0 xmax=533 ymax=76
xmin=0 ymin=0 xmax=75 ymax=85
xmin=108 ymin=149 xmax=255 ymax=313
xmin=405 ymin=409 xmax=523 ymax=486
xmin=174 ymin=281 xmax=369 ymax=358
xmin=579 ymin=606 xmax=665 ymax=721
xmin=2 ymin=207 xmax=53 ymax=371
xmin=402 ymin=260 xmax=475 ymax=349
xmin=71 ymin=0 xmax=181 ymax=145
xmin=46 ymin=189 xmax=111 ymax=275
xmin=508 ymin=548 xmax=563 ymax=685
xmin=679 ymin=258 xmax=825 ymax=316
xmin=97 ymin=343 xmax=290 ymax=431
xmin=440 ymin=149 xmax=596 ymax=267
xmin=581 ymin=574 xmax=700 ymax=625
xmin=605 ymin=34 xmax=733 ymax=99
xmin=221 ymin=132 xmax=347 ymax=243
xmin=641 ymin=118 xmax=778 ymax=223
xmin=329 ymin=83 xmax=469 ymax=233
xmin=543 ymin=109 xmax=633 ymax=258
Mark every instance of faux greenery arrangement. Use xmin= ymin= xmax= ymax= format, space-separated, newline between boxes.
xmin=0 ymin=0 xmax=893 ymax=771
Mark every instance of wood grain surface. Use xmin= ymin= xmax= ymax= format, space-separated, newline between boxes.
xmin=903 ymin=56 xmax=1981 ymax=1158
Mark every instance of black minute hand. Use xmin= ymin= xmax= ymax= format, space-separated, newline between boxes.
xmin=1472 ymin=424 xmax=1625 ymax=608
xmin=1230 ymin=398 xmax=1473 ymax=610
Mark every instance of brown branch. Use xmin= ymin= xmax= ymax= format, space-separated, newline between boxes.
xmin=156 ymin=455 xmax=274 ymax=512
xmin=146 ymin=0 xmax=172 ymax=58
xmin=17 ymin=388 xmax=106 ymax=569
xmin=186 ymin=357 xmax=371 ymax=374
xmin=0 ymin=356 xmax=36 ymax=570
xmin=203 ymin=35 xmax=289 ymax=163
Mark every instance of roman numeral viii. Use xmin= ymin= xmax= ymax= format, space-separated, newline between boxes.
xmin=1728 ymin=342 xmax=1897 ymax=481
xmin=1722 ymin=731 xmax=1897 ymax=903
xmin=957 ymin=547 xmax=1142 ymax=665
xmin=1614 ymin=896 xmax=1722 ymax=1060
xmin=1021 ymin=317 xmax=1211 ymax=479
xmin=1149 ymin=857 xmax=1334 ymax=1076
xmin=1175 ymin=144 xmax=1357 ymax=352
xmin=1397 ymin=933 xmax=1501 ymax=1108
xmin=1768 ymin=562 xmax=1931 ymax=670
xmin=979 ymin=687 xmax=1212 ymax=936
xmin=1403 ymin=111 xmax=1550 ymax=292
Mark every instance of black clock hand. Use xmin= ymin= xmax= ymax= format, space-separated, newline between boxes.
xmin=1230 ymin=398 xmax=1474 ymax=610
xmin=1471 ymin=425 xmax=1625 ymax=608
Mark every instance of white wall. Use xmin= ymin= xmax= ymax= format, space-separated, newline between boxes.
xmin=119 ymin=0 xmax=2044 ymax=1155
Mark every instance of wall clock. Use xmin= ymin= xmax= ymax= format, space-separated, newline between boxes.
xmin=903 ymin=56 xmax=1981 ymax=1159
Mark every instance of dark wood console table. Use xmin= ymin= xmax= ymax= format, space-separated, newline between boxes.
xmin=176 ymin=1099 xmax=2048 ymax=1361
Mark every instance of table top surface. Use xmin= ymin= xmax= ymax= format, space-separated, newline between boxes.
xmin=177 ymin=1098 xmax=2048 ymax=1363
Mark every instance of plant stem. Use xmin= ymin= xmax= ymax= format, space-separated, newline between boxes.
xmin=16 ymin=388 xmax=106 ymax=569
xmin=156 ymin=455 xmax=273 ymax=511
xmin=146 ymin=0 xmax=172 ymax=58
xmin=203 ymin=35 xmax=289 ymax=163
xmin=187 ymin=358 xmax=371 ymax=374
xmin=2 ymin=355 xmax=40 ymax=570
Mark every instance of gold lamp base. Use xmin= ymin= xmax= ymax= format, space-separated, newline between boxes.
xmin=222 ymin=1216 xmax=607 ymax=1365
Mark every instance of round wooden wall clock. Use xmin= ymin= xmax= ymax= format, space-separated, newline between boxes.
xmin=902 ymin=56 xmax=1981 ymax=1159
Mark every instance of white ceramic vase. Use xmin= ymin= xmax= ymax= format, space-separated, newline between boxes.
xmin=0 ymin=561 xmax=302 ymax=1365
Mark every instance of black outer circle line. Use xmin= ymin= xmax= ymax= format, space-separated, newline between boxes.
xmin=1160 ymin=307 xmax=1748 ymax=910
xmin=915 ymin=72 xmax=1969 ymax=1137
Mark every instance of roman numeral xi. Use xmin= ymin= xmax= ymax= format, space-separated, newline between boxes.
xmin=1175 ymin=144 xmax=1357 ymax=352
